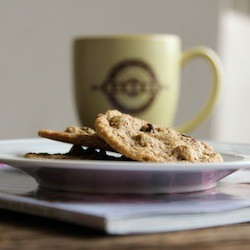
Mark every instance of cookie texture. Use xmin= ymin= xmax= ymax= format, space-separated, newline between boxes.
xmin=94 ymin=110 xmax=224 ymax=163
xmin=25 ymin=145 xmax=130 ymax=161
xmin=38 ymin=126 xmax=114 ymax=151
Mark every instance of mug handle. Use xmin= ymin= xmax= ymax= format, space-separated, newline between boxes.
xmin=176 ymin=46 xmax=222 ymax=133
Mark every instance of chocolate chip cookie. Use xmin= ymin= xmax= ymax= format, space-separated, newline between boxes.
xmin=94 ymin=110 xmax=224 ymax=163
xmin=38 ymin=126 xmax=114 ymax=151
xmin=25 ymin=145 xmax=121 ymax=161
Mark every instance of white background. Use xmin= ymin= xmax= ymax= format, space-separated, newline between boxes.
xmin=0 ymin=0 xmax=226 ymax=140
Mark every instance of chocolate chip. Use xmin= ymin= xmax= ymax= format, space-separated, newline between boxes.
xmin=140 ymin=123 xmax=155 ymax=133
xmin=99 ymin=149 xmax=107 ymax=156
xmin=147 ymin=123 xmax=155 ymax=133
xmin=67 ymin=145 xmax=86 ymax=156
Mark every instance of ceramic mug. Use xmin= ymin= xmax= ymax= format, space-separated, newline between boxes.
xmin=73 ymin=34 xmax=222 ymax=133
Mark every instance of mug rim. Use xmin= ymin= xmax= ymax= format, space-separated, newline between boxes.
xmin=74 ymin=33 xmax=180 ymax=42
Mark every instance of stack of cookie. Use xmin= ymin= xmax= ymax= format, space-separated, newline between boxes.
xmin=25 ymin=110 xmax=223 ymax=163
xmin=25 ymin=126 xmax=123 ymax=161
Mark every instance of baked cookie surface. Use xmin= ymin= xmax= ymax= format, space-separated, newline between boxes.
xmin=94 ymin=110 xmax=223 ymax=163
xmin=38 ymin=126 xmax=114 ymax=151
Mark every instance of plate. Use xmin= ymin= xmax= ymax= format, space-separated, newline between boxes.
xmin=0 ymin=138 xmax=250 ymax=194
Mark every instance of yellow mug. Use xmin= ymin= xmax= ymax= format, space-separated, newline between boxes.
xmin=73 ymin=34 xmax=222 ymax=133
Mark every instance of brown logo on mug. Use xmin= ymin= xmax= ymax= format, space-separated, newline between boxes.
xmin=92 ymin=59 xmax=162 ymax=114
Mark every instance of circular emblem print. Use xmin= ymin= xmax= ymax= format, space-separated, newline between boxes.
xmin=94 ymin=59 xmax=161 ymax=114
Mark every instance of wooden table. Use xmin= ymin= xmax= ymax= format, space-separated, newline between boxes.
xmin=1 ymin=208 xmax=250 ymax=250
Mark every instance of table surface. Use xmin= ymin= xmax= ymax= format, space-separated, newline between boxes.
xmin=0 ymin=209 xmax=250 ymax=250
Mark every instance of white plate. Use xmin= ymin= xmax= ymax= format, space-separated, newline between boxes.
xmin=0 ymin=139 xmax=250 ymax=194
